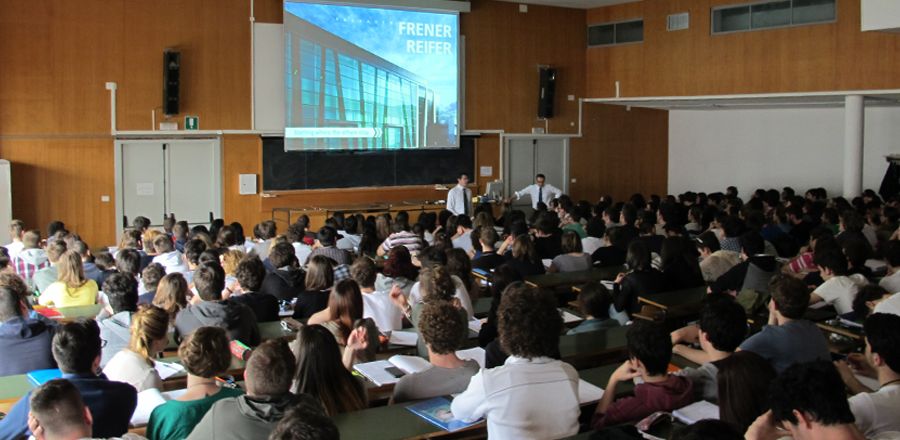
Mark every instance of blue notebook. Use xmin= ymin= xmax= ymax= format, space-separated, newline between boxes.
xmin=405 ymin=397 xmax=482 ymax=432
xmin=26 ymin=369 xmax=63 ymax=386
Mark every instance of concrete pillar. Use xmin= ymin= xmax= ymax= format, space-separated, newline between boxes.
xmin=843 ymin=95 xmax=865 ymax=198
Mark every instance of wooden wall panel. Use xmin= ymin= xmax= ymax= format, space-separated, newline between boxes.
xmin=569 ymin=104 xmax=668 ymax=203
xmin=0 ymin=138 xmax=116 ymax=247
xmin=463 ymin=1 xmax=585 ymax=134
xmin=222 ymin=135 xmax=262 ymax=231
xmin=585 ymin=0 xmax=900 ymax=98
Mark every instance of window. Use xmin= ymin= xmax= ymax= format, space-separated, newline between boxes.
xmin=711 ymin=0 xmax=835 ymax=34
xmin=588 ymin=19 xmax=643 ymax=46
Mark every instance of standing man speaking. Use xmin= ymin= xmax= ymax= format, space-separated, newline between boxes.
xmin=507 ymin=174 xmax=562 ymax=209
xmin=446 ymin=172 xmax=473 ymax=216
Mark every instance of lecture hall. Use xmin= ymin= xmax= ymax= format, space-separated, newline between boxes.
xmin=2 ymin=0 xmax=900 ymax=439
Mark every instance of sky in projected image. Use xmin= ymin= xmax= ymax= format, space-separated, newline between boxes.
xmin=284 ymin=2 xmax=459 ymax=111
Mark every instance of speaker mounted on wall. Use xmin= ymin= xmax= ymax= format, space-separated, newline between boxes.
xmin=537 ymin=66 xmax=557 ymax=119
xmin=163 ymin=49 xmax=181 ymax=116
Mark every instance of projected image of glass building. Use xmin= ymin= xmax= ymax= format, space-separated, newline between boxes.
xmin=285 ymin=14 xmax=451 ymax=150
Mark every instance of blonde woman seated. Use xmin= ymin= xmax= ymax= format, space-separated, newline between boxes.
xmin=308 ymin=279 xmax=379 ymax=365
xmin=38 ymin=250 xmax=99 ymax=307
xmin=103 ymin=305 xmax=169 ymax=392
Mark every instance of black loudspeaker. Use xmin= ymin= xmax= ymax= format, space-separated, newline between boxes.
xmin=163 ymin=50 xmax=181 ymax=116
xmin=538 ymin=67 xmax=557 ymax=119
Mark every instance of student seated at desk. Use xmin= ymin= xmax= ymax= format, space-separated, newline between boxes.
xmin=709 ymin=232 xmax=777 ymax=296
xmin=477 ymin=265 xmax=522 ymax=348
xmin=695 ymin=230 xmax=741 ymax=284
xmin=259 ymin=242 xmax=304 ymax=302
xmin=175 ymin=263 xmax=260 ymax=346
xmin=531 ymin=212 xmax=563 ymax=261
xmin=738 ymin=276 xmax=830 ymax=374
xmin=308 ymin=279 xmax=378 ymax=362
xmin=567 ymin=281 xmax=619 ymax=335
xmin=810 ymin=248 xmax=867 ymax=315
xmin=292 ymin=255 xmax=334 ymax=320
xmin=151 ymin=234 xmax=189 ymax=275
xmin=548 ymin=230 xmax=592 ymax=273
xmin=11 ymin=230 xmax=49 ymax=288
xmin=153 ymin=272 xmax=189 ymax=323
xmin=309 ymin=226 xmax=351 ymax=266
xmin=878 ymin=240 xmax=900 ymax=293
xmin=452 ymin=285 xmax=580 ymax=440
xmin=31 ymin=239 xmax=66 ymax=294
xmin=146 ymin=327 xmax=244 ymax=440
xmin=0 ymin=319 xmax=137 ymax=439
xmin=407 ymin=248 xmax=475 ymax=320
xmin=291 ymin=324 xmax=368 ymax=416
xmin=391 ymin=301 xmax=480 ymax=404
xmin=502 ymin=234 xmax=545 ymax=278
xmin=138 ymin=263 xmax=165 ymax=306
xmin=352 ymin=257 xmax=403 ymax=333
xmin=103 ymin=305 xmax=168 ymax=392
xmin=612 ymin=240 xmax=664 ymax=316
xmin=0 ymin=272 xmax=57 ymax=376
xmin=189 ymin=339 xmax=322 ymax=440
xmin=287 ymin=222 xmax=313 ymax=267
xmin=229 ymin=256 xmax=279 ymax=322
xmin=592 ymin=321 xmax=695 ymax=430
xmin=834 ymin=313 xmax=900 ymax=438
xmin=671 ymin=295 xmax=748 ymax=402
xmin=374 ymin=246 xmax=418 ymax=295
xmin=716 ymin=351 xmax=776 ymax=432
xmin=37 ymin=250 xmax=99 ymax=308
xmin=472 ymin=227 xmax=504 ymax=271
xmin=660 ymin=236 xmax=705 ymax=290
xmin=745 ymin=361 xmax=867 ymax=440
xmin=394 ymin=265 xmax=470 ymax=359
xmin=98 ymin=272 xmax=139 ymax=367
xmin=27 ymin=379 xmax=126 ymax=440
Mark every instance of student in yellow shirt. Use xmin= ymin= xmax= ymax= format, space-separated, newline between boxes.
xmin=38 ymin=250 xmax=98 ymax=307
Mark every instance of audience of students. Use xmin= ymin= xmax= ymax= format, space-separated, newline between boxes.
xmin=0 ymin=319 xmax=137 ymax=439
xmin=7 ymin=184 xmax=900 ymax=438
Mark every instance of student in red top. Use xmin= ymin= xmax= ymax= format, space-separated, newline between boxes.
xmin=592 ymin=321 xmax=695 ymax=429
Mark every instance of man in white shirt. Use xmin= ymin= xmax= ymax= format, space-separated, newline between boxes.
xmin=452 ymin=285 xmax=579 ymax=440
xmin=351 ymin=258 xmax=402 ymax=332
xmin=874 ymin=292 xmax=900 ymax=316
xmin=507 ymin=174 xmax=563 ymax=210
xmin=445 ymin=173 xmax=472 ymax=216
xmin=336 ymin=215 xmax=362 ymax=252
xmin=3 ymin=220 xmax=25 ymax=260
xmin=450 ymin=215 xmax=474 ymax=254
xmin=810 ymin=249 xmax=867 ymax=315
xmin=835 ymin=313 xmax=900 ymax=438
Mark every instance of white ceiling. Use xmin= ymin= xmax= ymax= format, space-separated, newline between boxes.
xmin=584 ymin=91 xmax=900 ymax=110
xmin=494 ymin=0 xmax=640 ymax=10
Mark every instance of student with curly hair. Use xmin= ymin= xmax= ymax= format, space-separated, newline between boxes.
xmin=452 ymin=285 xmax=579 ymax=439
xmin=391 ymin=301 xmax=479 ymax=403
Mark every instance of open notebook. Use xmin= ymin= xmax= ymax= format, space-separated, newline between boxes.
xmin=354 ymin=355 xmax=433 ymax=386
xmin=131 ymin=388 xmax=187 ymax=426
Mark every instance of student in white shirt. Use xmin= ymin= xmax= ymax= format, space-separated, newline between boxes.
xmin=103 ymin=305 xmax=169 ymax=392
xmin=151 ymin=235 xmax=188 ymax=274
xmin=336 ymin=215 xmax=362 ymax=252
xmin=582 ymin=218 xmax=605 ymax=256
xmin=874 ymin=292 xmax=900 ymax=316
xmin=407 ymin=247 xmax=475 ymax=319
xmin=506 ymin=173 xmax=563 ymax=210
xmin=878 ymin=240 xmax=900 ymax=293
xmin=450 ymin=215 xmax=474 ymax=254
xmin=451 ymin=285 xmax=580 ymax=439
xmin=351 ymin=258 xmax=402 ymax=333
xmin=3 ymin=220 xmax=25 ymax=260
xmin=810 ymin=249 xmax=867 ymax=315
xmin=445 ymin=173 xmax=473 ymax=216
xmin=834 ymin=313 xmax=900 ymax=438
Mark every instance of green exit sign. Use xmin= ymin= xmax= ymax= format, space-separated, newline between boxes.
xmin=184 ymin=115 xmax=199 ymax=130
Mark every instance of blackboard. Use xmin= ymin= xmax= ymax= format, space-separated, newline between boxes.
xmin=262 ymin=137 xmax=475 ymax=191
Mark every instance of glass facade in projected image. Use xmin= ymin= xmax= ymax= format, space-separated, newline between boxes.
xmin=285 ymin=15 xmax=448 ymax=150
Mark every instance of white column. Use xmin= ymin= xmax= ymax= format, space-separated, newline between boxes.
xmin=843 ymin=95 xmax=865 ymax=198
